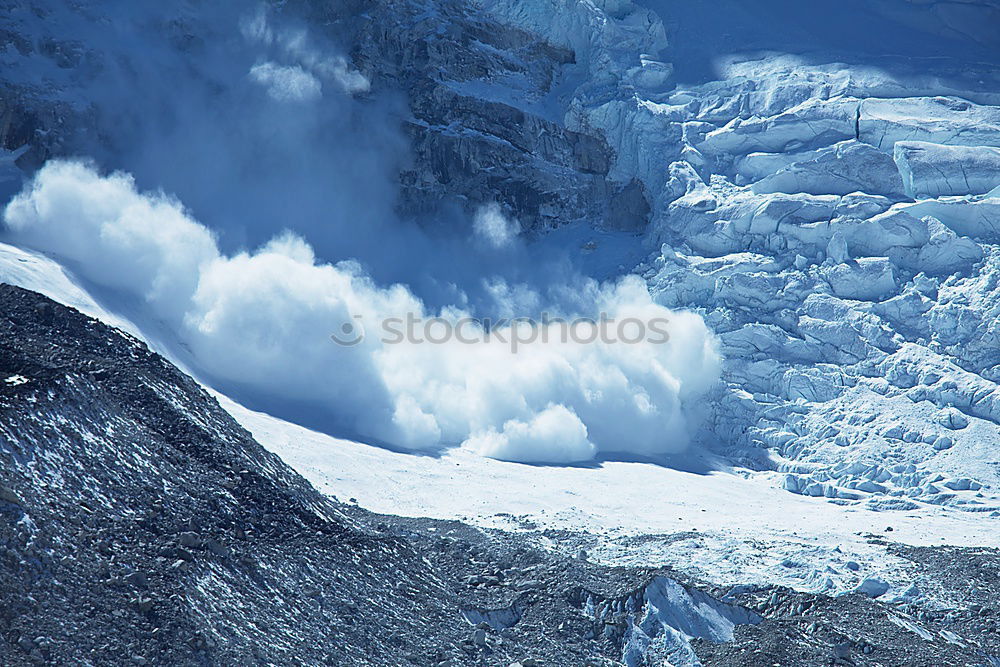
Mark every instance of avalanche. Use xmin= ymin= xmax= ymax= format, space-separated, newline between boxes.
xmin=1 ymin=0 xmax=999 ymax=628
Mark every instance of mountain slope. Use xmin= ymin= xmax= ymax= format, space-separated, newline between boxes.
xmin=3 ymin=0 xmax=999 ymax=499
xmin=0 ymin=282 xmax=461 ymax=664
xmin=2 ymin=282 xmax=1000 ymax=666
xmin=1 ymin=0 xmax=1000 ymax=663
xmin=0 ymin=282 xmax=765 ymax=666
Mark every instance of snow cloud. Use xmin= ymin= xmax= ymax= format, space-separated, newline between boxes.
xmin=242 ymin=8 xmax=370 ymax=98
xmin=249 ymin=63 xmax=322 ymax=102
xmin=1 ymin=1 xmax=722 ymax=464
xmin=464 ymin=405 xmax=596 ymax=464
xmin=34 ymin=0 xmax=395 ymax=270
xmin=473 ymin=203 xmax=521 ymax=249
xmin=3 ymin=161 xmax=721 ymax=463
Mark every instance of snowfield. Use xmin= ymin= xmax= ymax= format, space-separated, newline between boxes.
xmin=225 ymin=395 xmax=998 ymax=600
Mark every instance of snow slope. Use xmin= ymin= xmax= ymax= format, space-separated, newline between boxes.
xmin=226 ymin=395 xmax=997 ymax=602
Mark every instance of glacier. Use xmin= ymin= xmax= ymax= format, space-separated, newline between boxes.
xmin=460 ymin=0 xmax=1000 ymax=517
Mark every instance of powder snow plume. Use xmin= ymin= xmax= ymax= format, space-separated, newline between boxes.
xmin=3 ymin=160 xmax=720 ymax=463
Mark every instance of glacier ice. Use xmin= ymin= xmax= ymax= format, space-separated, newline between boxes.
xmin=894 ymin=141 xmax=1000 ymax=199
xmin=584 ymin=575 xmax=762 ymax=667
xmin=474 ymin=0 xmax=1000 ymax=511
xmin=751 ymin=140 xmax=906 ymax=199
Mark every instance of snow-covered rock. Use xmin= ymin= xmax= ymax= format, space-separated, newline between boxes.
xmin=859 ymin=97 xmax=1000 ymax=150
xmin=894 ymin=141 xmax=1000 ymax=199
xmin=752 ymin=140 xmax=906 ymax=199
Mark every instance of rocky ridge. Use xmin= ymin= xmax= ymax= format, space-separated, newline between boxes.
xmin=0 ymin=282 xmax=724 ymax=666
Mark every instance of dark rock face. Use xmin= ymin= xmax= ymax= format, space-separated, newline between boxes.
xmin=329 ymin=0 xmax=630 ymax=230
xmin=0 ymin=93 xmax=69 ymax=172
xmin=0 ymin=283 xmax=466 ymax=665
xmin=0 ymin=0 xmax=646 ymax=233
